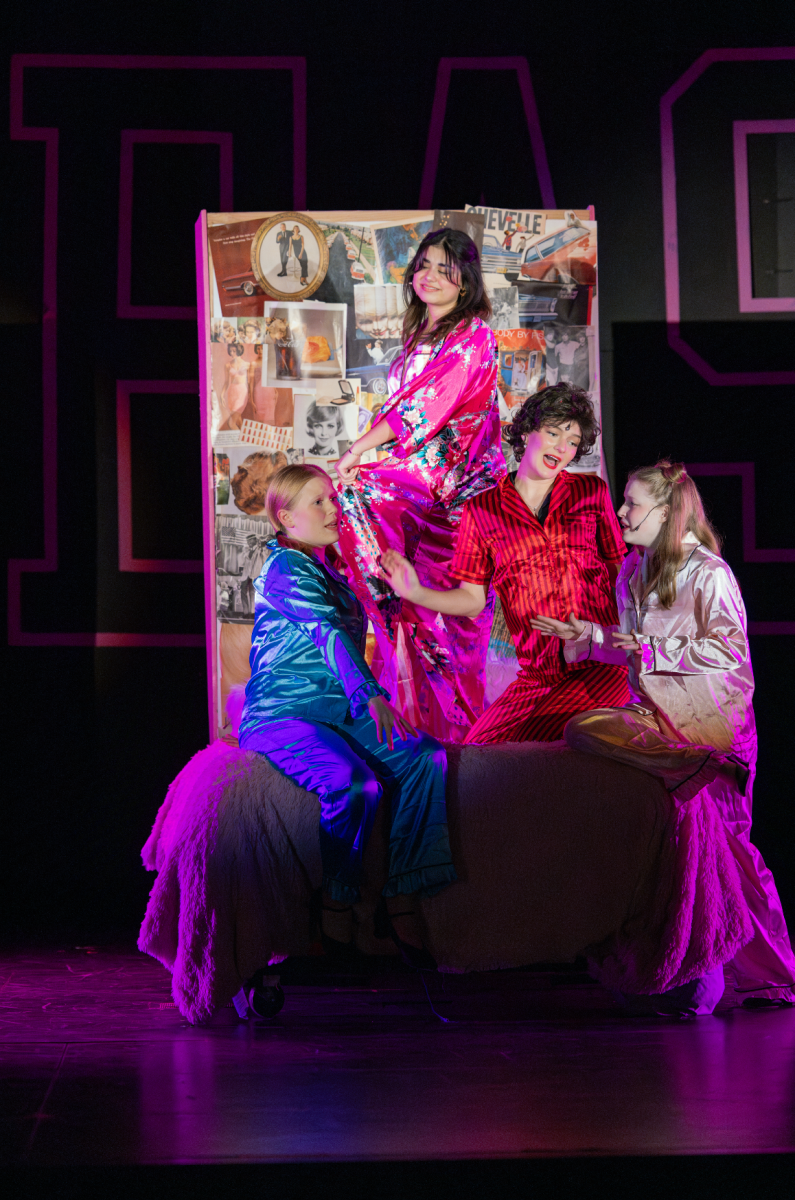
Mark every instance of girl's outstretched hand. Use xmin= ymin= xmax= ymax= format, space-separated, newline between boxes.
xmin=381 ymin=549 xmax=422 ymax=602
xmin=368 ymin=696 xmax=417 ymax=750
xmin=610 ymin=629 xmax=643 ymax=660
xmin=529 ymin=611 xmax=587 ymax=641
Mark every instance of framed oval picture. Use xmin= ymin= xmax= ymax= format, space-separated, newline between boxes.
xmin=250 ymin=212 xmax=329 ymax=301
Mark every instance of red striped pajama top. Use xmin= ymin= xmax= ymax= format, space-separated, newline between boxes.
xmin=450 ymin=471 xmax=626 ymax=681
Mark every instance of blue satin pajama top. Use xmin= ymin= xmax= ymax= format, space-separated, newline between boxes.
xmin=239 ymin=538 xmax=387 ymax=739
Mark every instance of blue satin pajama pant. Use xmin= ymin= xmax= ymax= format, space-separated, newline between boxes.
xmin=242 ymin=713 xmax=457 ymax=904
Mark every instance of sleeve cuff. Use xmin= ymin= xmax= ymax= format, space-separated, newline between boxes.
xmin=349 ymin=679 xmax=390 ymax=719
xmin=563 ymin=622 xmax=594 ymax=663
xmin=637 ymin=636 xmax=656 ymax=674
xmin=374 ymin=407 xmax=402 ymax=438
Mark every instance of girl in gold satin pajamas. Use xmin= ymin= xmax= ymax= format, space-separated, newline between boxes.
xmin=533 ymin=460 xmax=795 ymax=1004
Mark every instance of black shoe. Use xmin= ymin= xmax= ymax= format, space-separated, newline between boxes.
xmin=245 ymin=969 xmax=285 ymax=1017
xmin=375 ymin=896 xmax=437 ymax=971
xmin=310 ymin=887 xmax=360 ymax=959
xmin=277 ymin=270 xmax=287 ymax=277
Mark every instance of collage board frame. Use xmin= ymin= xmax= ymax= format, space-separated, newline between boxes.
xmin=196 ymin=207 xmax=602 ymax=739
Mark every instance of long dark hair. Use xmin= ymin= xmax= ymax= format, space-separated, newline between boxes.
xmin=402 ymin=228 xmax=491 ymax=354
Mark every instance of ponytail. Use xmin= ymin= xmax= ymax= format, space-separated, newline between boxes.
xmin=630 ymin=460 xmax=721 ymax=608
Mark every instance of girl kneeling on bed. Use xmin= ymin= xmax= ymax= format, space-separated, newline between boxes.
xmin=238 ymin=464 xmax=456 ymax=968
xmin=532 ymin=460 xmax=795 ymax=1005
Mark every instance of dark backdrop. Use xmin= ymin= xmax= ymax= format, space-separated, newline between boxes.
xmin=3 ymin=1 xmax=794 ymax=941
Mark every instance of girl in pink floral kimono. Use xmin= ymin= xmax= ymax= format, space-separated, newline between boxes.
xmin=533 ymin=461 xmax=795 ymax=1005
xmin=336 ymin=230 xmax=506 ymax=741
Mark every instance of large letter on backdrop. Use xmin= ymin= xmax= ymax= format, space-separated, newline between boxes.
xmin=7 ymin=54 xmax=306 ymax=647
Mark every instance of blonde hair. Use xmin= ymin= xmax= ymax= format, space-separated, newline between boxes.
xmin=630 ymin=460 xmax=721 ymax=609
xmin=264 ymin=463 xmax=331 ymax=531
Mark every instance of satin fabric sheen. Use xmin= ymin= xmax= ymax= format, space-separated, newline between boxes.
xmin=565 ymin=535 xmax=795 ymax=995
xmin=239 ymin=539 xmax=386 ymax=731
xmin=238 ymin=539 xmax=456 ymax=903
xmin=337 ymin=317 xmax=506 ymax=741
xmin=242 ymin=713 xmax=456 ymax=904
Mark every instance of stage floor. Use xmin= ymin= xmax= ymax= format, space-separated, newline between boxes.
xmin=1 ymin=947 xmax=794 ymax=1165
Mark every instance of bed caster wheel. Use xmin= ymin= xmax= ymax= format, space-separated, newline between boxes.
xmin=245 ymin=971 xmax=285 ymax=1018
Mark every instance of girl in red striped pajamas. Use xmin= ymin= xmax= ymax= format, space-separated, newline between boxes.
xmin=382 ymin=384 xmax=629 ymax=742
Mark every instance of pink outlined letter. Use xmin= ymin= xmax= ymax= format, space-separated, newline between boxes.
xmin=733 ymin=119 xmax=795 ymax=315
xmin=419 ymin=57 xmax=555 ymax=209
xmin=116 ymin=380 xmax=203 ymax=574
xmin=687 ymin=462 xmax=795 ymax=634
xmin=117 ymin=130 xmax=234 ymax=320
xmin=8 ymin=54 xmax=306 ymax=647
xmin=660 ymin=47 xmax=795 ymax=386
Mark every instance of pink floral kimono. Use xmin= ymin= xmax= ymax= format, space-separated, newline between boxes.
xmin=337 ymin=317 xmax=505 ymax=741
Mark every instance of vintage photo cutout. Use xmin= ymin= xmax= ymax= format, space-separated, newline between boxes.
xmin=518 ymin=216 xmax=597 ymax=288
xmin=209 ymin=218 xmax=269 ymax=318
xmin=211 ymin=316 xmax=265 ymax=344
xmin=214 ymin=451 xmax=230 ymax=507
xmin=371 ymin=218 xmax=433 ymax=285
xmin=543 ymin=324 xmax=590 ymax=391
xmin=251 ymin=212 xmax=329 ymax=302
xmin=210 ymin=335 xmax=267 ymax=441
xmin=211 ymin=317 xmax=240 ymax=344
xmin=292 ymin=380 xmax=360 ymax=474
xmin=239 ymin=420 xmax=293 ymax=452
xmin=293 ymin=393 xmax=344 ymax=460
xmin=487 ymin=285 xmax=519 ymax=330
xmin=432 ymin=209 xmax=485 ymax=256
xmin=211 ymin=340 xmax=252 ymax=440
xmin=515 ymin=279 xmax=592 ymax=328
xmin=352 ymin=284 xmax=406 ymax=340
xmin=494 ymin=328 xmax=546 ymax=417
xmin=543 ymin=323 xmax=600 ymax=474
xmin=318 ymin=222 xmax=377 ymax=287
xmin=215 ymin=513 xmax=273 ymax=624
xmin=346 ymin=334 xmax=402 ymax=398
xmin=468 ymin=207 xmax=548 ymax=277
xmin=262 ymin=301 xmax=346 ymax=386
xmin=215 ymin=443 xmax=289 ymax=517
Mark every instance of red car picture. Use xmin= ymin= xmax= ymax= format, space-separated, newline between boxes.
xmin=519 ymin=225 xmax=597 ymax=286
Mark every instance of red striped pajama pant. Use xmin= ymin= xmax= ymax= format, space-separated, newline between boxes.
xmin=464 ymin=661 xmax=629 ymax=745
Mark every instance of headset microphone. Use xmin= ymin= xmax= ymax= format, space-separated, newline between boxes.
xmin=629 ymin=503 xmax=662 ymax=533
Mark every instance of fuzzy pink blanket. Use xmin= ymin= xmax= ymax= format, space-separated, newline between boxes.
xmin=139 ymin=739 xmax=752 ymax=1023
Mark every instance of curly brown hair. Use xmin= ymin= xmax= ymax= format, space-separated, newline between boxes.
xmin=507 ymin=383 xmax=599 ymax=463
xmin=231 ymin=451 xmax=288 ymax=515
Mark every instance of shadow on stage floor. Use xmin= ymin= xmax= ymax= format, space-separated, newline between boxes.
xmin=1 ymin=946 xmax=793 ymax=1189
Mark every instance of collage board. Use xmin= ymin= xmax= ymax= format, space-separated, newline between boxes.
xmin=201 ymin=207 xmax=601 ymax=730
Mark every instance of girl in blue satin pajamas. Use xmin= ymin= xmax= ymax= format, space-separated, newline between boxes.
xmin=238 ymin=464 xmax=456 ymax=955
